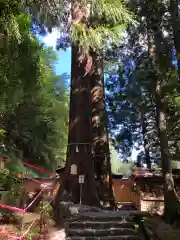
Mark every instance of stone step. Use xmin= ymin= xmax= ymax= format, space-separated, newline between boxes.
xmin=117 ymin=205 xmax=137 ymax=211
xmin=66 ymin=221 xmax=135 ymax=230
xmin=75 ymin=211 xmax=134 ymax=221
xmin=66 ymin=235 xmax=140 ymax=240
xmin=66 ymin=228 xmax=138 ymax=237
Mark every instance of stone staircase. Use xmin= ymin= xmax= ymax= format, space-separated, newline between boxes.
xmin=65 ymin=211 xmax=140 ymax=240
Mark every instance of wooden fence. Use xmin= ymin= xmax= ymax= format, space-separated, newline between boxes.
xmin=24 ymin=176 xmax=164 ymax=214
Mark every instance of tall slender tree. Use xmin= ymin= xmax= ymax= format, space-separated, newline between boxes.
xmin=106 ymin=0 xmax=180 ymax=222
xmin=169 ymin=0 xmax=180 ymax=78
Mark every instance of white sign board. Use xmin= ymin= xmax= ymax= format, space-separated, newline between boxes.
xmin=79 ymin=175 xmax=85 ymax=184
xmin=70 ymin=164 xmax=77 ymax=175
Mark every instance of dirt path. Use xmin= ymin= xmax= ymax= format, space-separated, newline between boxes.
xmin=46 ymin=227 xmax=66 ymax=240
xmin=0 ymin=212 xmax=66 ymax=240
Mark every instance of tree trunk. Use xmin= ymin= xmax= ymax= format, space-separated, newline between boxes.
xmin=155 ymin=78 xmax=180 ymax=224
xmin=145 ymin=9 xmax=180 ymax=221
xmin=140 ymin=110 xmax=151 ymax=169
xmin=53 ymin=46 xmax=100 ymax=227
xmin=152 ymin=26 xmax=180 ymax=224
xmin=90 ymin=52 xmax=115 ymax=206
xmin=53 ymin=1 xmax=100 ymax=216
xmin=63 ymin=45 xmax=99 ymax=205
xmin=169 ymin=0 xmax=180 ymax=78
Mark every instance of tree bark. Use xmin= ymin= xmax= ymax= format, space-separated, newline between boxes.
xmin=144 ymin=3 xmax=180 ymax=220
xmin=154 ymin=77 xmax=180 ymax=224
xmin=149 ymin=20 xmax=180 ymax=223
xmin=155 ymin=78 xmax=173 ymax=222
xmin=53 ymin=1 xmax=100 ymax=215
xmin=169 ymin=0 xmax=180 ymax=78
xmin=90 ymin=52 xmax=115 ymax=206
xmin=57 ymin=45 xmax=100 ymax=206
xmin=140 ymin=110 xmax=151 ymax=169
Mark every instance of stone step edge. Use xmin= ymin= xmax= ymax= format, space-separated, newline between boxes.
xmin=64 ymin=214 xmax=136 ymax=223
xmin=75 ymin=211 xmax=134 ymax=217
xmin=66 ymin=225 xmax=135 ymax=230
xmin=66 ymin=228 xmax=138 ymax=237
xmin=66 ymin=235 xmax=140 ymax=240
xmin=66 ymin=221 xmax=135 ymax=226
